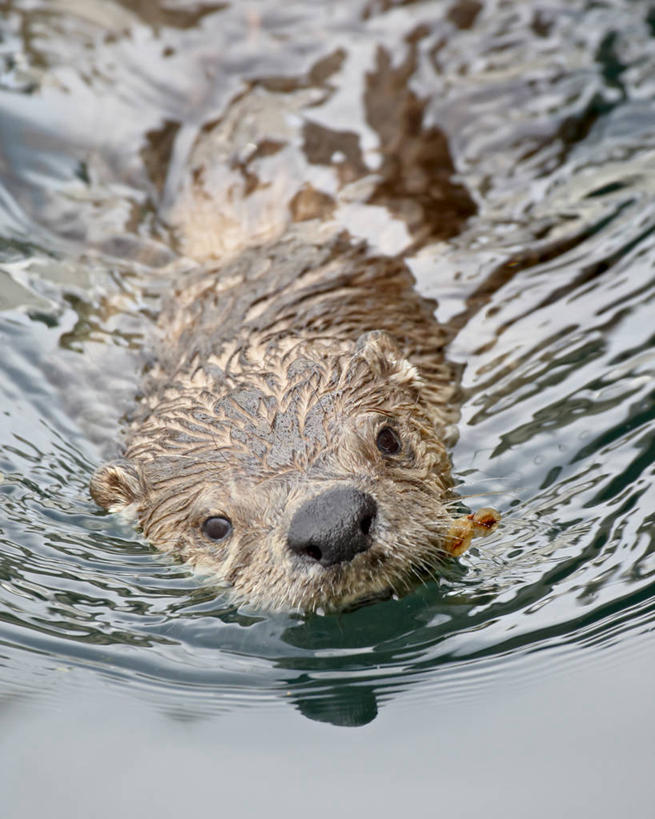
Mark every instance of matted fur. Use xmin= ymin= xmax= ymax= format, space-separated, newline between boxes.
xmin=91 ymin=229 xmax=466 ymax=611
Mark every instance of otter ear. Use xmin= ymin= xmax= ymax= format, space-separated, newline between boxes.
xmin=354 ymin=330 xmax=423 ymax=388
xmin=90 ymin=459 xmax=142 ymax=512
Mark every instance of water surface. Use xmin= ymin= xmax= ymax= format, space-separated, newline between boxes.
xmin=1 ymin=0 xmax=654 ymax=814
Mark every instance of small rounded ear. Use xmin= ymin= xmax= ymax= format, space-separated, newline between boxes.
xmin=90 ymin=459 xmax=142 ymax=512
xmin=354 ymin=330 xmax=423 ymax=388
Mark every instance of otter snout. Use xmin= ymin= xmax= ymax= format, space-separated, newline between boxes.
xmin=287 ymin=487 xmax=377 ymax=567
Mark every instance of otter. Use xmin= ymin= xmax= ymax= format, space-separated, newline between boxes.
xmin=88 ymin=61 xmax=502 ymax=614
xmin=90 ymin=223 xmax=498 ymax=612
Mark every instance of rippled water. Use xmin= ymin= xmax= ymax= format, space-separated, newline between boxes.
xmin=1 ymin=0 xmax=655 ymax=804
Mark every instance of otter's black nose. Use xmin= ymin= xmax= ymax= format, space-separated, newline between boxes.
xmin=287 ymin=487 xmax=377 ymax=567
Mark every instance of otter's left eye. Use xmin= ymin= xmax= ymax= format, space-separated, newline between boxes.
xmin=376 ymin=426 xmax=401 ymax=456
xmin=202 ymin=516 xmax=232 ymax=541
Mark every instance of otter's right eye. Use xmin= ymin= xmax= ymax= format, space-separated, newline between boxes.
xmin=202 ymin=516 xmax=232 ymax=541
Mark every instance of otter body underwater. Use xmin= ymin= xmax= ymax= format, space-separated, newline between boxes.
xmin=90 ymin=224 xmax=499 ymax=612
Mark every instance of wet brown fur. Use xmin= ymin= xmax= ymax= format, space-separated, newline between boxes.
xmin=90 ymin=225 xmax=473 ymax=611
xmin=88 ymin=34 xmax=500 ymax=613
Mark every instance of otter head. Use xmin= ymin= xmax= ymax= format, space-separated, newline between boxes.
xmin=91 ymin=330 xmax=461 ymax=612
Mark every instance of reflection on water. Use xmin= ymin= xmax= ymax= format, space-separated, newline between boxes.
xmin=1 ymin=0 xmax=655 ymax=730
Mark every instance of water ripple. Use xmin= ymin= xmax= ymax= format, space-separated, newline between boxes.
xmin=1 ymin=0 xmax=654 ymax=726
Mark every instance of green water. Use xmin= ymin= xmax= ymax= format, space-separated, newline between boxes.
xmin=1 ymin=0 xmax=654 ymax=815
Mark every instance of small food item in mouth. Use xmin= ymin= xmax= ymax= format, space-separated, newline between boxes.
xmin=444 ymin=508 xmax=501 ymax=557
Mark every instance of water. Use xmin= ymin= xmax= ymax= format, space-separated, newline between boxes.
xmin=1 ymin=0 xmax=654 ymax=815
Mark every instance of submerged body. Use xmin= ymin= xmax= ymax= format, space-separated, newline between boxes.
xmin=91 ymin=225 xmax=498 ymax=611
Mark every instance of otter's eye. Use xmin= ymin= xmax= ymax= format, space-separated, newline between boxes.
xmin=202 ymin=516 xmax=232 ymax=541
xmin=376 ymin=426 xmax=401 ymax=456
